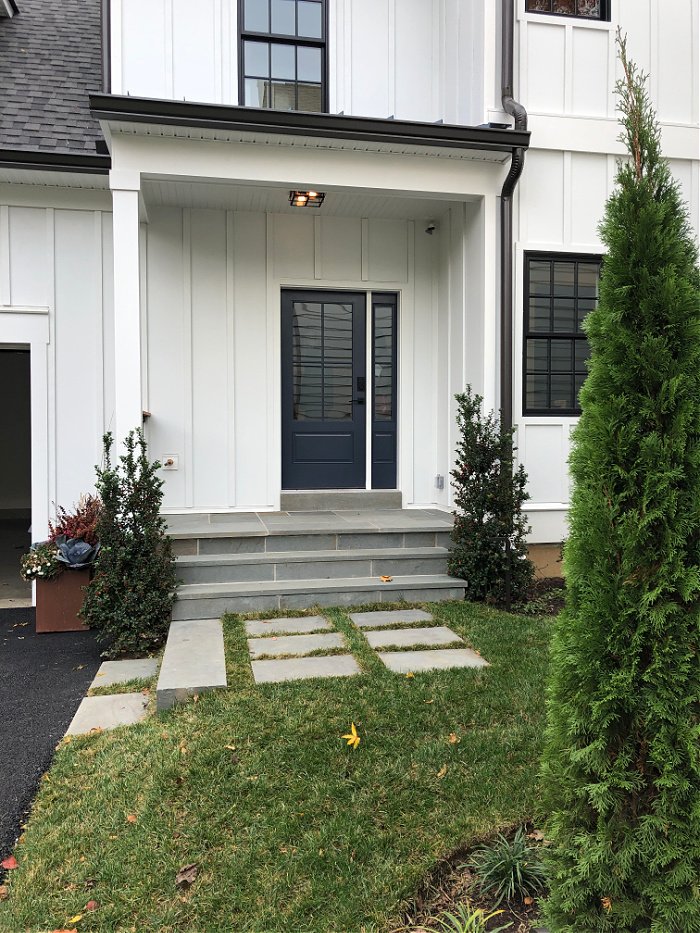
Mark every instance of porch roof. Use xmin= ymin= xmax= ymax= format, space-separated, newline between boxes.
xmin=90 ymin=94 xmax=530 ymax=163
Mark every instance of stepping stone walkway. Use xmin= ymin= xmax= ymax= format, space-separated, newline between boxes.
xmin=349 ymin=608 xmax=488 ymax=673
xmin=247 ymin=616 xmax=359 ymax=684
xmin=157 ymin=619 xmax=227 ymax=711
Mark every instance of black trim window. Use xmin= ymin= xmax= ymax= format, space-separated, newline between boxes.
xmin=523 ymin=253 xmax=601 ymax=416
xmin=525 ymin=0 xmax=610 ymax=19
xmin=240 ymin=0 xmax=327 ymax=113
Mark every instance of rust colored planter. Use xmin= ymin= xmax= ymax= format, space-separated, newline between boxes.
xmin=35 ymin=569 xmax=91 ymax=633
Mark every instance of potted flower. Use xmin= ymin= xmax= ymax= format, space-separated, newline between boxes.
xmin=21 ymin=495 xmax=101 ymax=633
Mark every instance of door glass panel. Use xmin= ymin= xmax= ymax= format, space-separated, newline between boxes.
xmin=322 ymin=303 xmax=352 ymax=421
xmin=374 ymin=305 xmax=394 ymax=421
xmin=292 ymin=302 xmax=322 ymax=420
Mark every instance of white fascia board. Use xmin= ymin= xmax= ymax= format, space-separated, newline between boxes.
xmin=0 ymin=0 xmax=16 ymax=17
xmin=107 ymin=130 xmax=508 ymax=200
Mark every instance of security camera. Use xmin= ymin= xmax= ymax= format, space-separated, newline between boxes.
xmin=425 ymin=221 xmax=436 ymax=235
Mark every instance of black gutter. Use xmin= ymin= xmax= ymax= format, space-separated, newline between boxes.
xmin=500 ymin=0 xmax=528 ymax=610
xmin=500 ymin=0 xmax=528 ymax=437
xmin=90 ymin=93 xmax=530 ymax=154
xmin=0 ymin=149 xmax=111 ymax=174
xmin=101 ymin=0 xmax=111 ymax=94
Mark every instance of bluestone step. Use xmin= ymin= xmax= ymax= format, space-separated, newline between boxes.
xmin=363 ymin=626 xmax=463 ymax=649
xmin=175 ymin=546 xmax=448 ymax=585
xmin=247 ymin=631 xmax=344 ymax=659
xmin=378 ymin=648 xmax=488 ymax=673
xmin=251 ymin=655 xmax=361 ymax=684
xmin=157 ymin=618 xmax=227 ymax=711
xmin=172 ymin=575 xmax=467 ymax=619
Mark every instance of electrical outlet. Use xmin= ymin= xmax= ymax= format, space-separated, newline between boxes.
xmin=435 ymin=474 xmax=445 ymax=490
xmin=162 ymin=455 xmax=179 ymax=470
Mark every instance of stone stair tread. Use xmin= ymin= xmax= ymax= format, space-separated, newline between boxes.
xmin=176 ymin=574 xmax=466 ymax=599
xmin=176 ymin=546 xmax=449 ymax=566
xmin=168 ymin=522 xmax=452 ymax=539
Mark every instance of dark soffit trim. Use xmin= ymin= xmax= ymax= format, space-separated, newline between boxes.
xmin=90 ymin=94 xmax=531 ymax=153
xmin=0 ymin=148 xmax=111 ymax=174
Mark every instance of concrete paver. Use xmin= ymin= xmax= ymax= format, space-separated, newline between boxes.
xmin=363 ymin=626 xmax=463 ymax=650
xmin=378 ymin=648 xmax=488 ymax=674
xmin=66 ymin=692 xmax=149 ymax=735
xmin=251 ymin=655 xmax=360 ymax=684
xmin=90 ymin=657 xmax=159 ymax=689
xmin=247 ymin=631 xmax=344 ymax=659
xmin=245 ymin=616 xmax=331 ymax=637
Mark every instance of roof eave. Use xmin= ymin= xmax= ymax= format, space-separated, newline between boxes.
xmin=0 ymin=148 xmax=111 ymax=173
xmin=89 ymin=94 xmax=531 ymax=154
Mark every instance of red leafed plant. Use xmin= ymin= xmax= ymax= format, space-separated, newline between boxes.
xmin=48 ymin=494 xmax=102 ymax=546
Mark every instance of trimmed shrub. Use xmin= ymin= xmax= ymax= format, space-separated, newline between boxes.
xmin=82 ymin=430 xmax=177 ymax=656
xmin=448 ymin=386 xmax=533 ymax=603
xmin=542 ymin=36 xmax=700 ymax=932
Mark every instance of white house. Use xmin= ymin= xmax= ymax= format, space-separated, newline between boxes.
xmin=0 ymin=0 xmax=698 ymax=607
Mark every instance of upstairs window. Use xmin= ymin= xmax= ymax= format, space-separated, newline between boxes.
xmin=525 ymin=0 xmax=610 ymax=19
xmin=240 ymin=0 xmax=326 ymax=112
xmin=523 ymin=253 xmax=602 ymax=416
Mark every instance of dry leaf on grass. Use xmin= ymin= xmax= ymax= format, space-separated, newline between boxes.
xmin=126 ymin=814 xmax=137 ymax=824
xmin=448 ymin=733 xmax=460 ymax=744
xmin=85 ymin=900 xmax=99 ymax=911
xmin=436 ymin=764 xmax=448 ymax=779
xmin=0 ymin=885 xmax=8 ymax=900
xmin=528 ymin=829 xmax=544 ymax=841
xmin=175 ymin=863 xmax=199 ymax=890
xmin=1 ymin=856 xmax=18 ymax=870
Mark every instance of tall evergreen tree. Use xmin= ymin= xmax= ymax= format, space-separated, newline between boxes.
xmin=542 ymin=34 xmax=700 ymax=932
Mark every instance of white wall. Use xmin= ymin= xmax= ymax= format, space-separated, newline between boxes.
xmin=0 ymin=193 xmax=113 ymax=534
xmin=0 ymin=350 xmax=31 ymax=513
xmin=143 ymin=205 xmax=480 ymax=511
xmin=112 ymin=0 xmax=488 ymax=126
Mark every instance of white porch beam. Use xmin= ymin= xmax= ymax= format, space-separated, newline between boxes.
xmin=110 ymin=170 xmax=143 ymax=446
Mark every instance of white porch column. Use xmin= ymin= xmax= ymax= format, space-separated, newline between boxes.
xmin=110 ymin=170 xmax=143 ymax=446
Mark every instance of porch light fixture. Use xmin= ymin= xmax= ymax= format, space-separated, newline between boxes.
xmin=289 ymin=189 xmax=325 ymax=208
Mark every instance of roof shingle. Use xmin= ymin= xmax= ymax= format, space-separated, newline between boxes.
xmin=0 ymin=0 xmax=104 ymax=153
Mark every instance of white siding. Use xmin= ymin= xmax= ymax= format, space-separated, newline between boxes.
xmin=0 ymin=199 xmax=113 ymax=532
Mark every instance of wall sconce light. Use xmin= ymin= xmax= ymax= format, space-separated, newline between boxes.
xmin=289 ymin=189 xmax=325 ymax=208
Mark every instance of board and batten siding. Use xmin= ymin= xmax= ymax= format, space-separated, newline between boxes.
xmin=111 ymin=0 xmax=490 ymax=126
xmin=143 ymin=205 xmax=480 ymax=512
xmin=0 ymin=196 xmax=114 ymax=535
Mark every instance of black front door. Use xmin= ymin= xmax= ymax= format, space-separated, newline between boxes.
xmin=282 ymin=290 xmax=366 ymax=489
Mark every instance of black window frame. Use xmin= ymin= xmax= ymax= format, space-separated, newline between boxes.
xmin=524 ymin=0 xmax=611 ymax=21
xmin=522 ymin=251 xmax=602 ymax=417
xmin=238 ymin=0 xmax=329 ymax=114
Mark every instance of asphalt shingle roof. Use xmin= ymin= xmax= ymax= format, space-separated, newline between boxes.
xmin=0 ymin=0 xmax=105 ymax=154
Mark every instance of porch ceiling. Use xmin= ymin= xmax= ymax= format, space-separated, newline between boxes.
xmin=142 ymin=178 xmax=459 ymax=221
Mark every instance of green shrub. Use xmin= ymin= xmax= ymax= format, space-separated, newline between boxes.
xmin=82 ymin=430 xmax=177 ymax=656
xmin=542 ymin=35 xmax=700 ymax=932
xmin=448 ymin=386 xmax=534 ymax=603
xmin=466 ymin=827 xmax=546 ymax=907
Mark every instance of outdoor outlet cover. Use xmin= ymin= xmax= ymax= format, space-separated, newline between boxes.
xmin=162 ymin=455 xmax=179 ymax=470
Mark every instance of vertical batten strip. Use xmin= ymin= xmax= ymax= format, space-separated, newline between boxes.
xmin=213 ymin=0 xmax=223 ymax=103
xmin=225 ymin=210 xmax=236 ymax=507
xmin=388 ymin=0 xmax=396 ymax=118
xmin=314 ymin=215 xmax=322 ymax=279
xmin=265 ymin=212 xmax=277 ymax=508
xmin=182 ymin=208 xmax=194 ymax=508
xmin=563 ymin=151 xmax=573 ymax=246
xmin=45 ymin=207 xmax=57 ymax=516
xmin=361 ymin=218 xmax=369 ymax=281
xmin=93 ymin=212 xmax=105 ymax=455
xmin=164 ymin=0 xmax=174 ymax=99
xmin=403 ymin=220 xmax=416 ymax=503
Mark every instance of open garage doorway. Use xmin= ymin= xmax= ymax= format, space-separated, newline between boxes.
xmin=0 ymin=347 xmax=32 ymax=607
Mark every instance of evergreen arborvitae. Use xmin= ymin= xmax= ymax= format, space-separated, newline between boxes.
xmin=542 ymin=35 xmax=700 ymax=932
xmin=82 ymin=430 xmax=177 ymax=656
xmin=448 ymin=386 xmax=533 ymax=603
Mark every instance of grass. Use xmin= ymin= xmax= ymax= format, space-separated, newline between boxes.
xmin=0 ymin=601 xmax=551 ymax=933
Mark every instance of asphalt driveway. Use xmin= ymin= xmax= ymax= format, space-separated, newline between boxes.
xmin=0 ymin=607 xmax=101 ymax=862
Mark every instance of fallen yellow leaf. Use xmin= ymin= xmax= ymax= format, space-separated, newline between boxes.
xmin=68 ymin=914 xmax=83 ymax=924
xmin=341 ymin=722 xmax=361 ymax=750
xmin=436 ymin=764 xmax=448 ymax=779
xmin=379 ymin=575 xmax=393 ymax=583
xmin=405 ymin=672 xmax=415 ymax=679
xmin=225 ymin=744 xmax=237 ymax=751
xmin=448 ymin=733 xmax=460 ymax=744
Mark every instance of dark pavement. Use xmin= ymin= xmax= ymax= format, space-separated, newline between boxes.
xmin=0 ymin=607 xmax=102 ymax=863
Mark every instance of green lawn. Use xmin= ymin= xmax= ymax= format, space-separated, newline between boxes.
xmin=0 ymin=602 xmax=551 ymax=933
